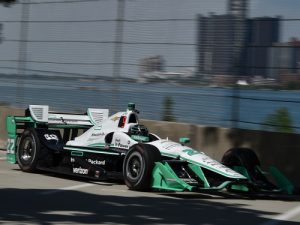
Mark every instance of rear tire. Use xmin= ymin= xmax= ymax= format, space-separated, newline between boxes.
xmin=17 ymin=129 xmax=41 ymax=172
xmin=123 ymin=144 xmax=161 ymax=191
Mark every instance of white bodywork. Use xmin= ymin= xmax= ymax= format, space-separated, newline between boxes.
xmin=29 ymin=104 xmax=245 ymax=179
xmin=59 ymin=105 xmax=245 ymax=180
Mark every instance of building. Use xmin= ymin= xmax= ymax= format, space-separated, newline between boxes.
xmin=288 ymin=38 xmax=300 ymax=74
xmin=139 ymin=55 xmax=165 ymax=76
xmin=197 ymin=0 xmax=248 ymax=81
xmin=269 ymin=38 xmax=300 ymax=82
xmin=245 ymin=17 xmax=281 ymax=77
xmin=0 ymin=23 xmax=3 ymax=43
xmin=197 ymin=13 xmax=247 ymax=79
xmin=197 ymin=0 xmax=281 ymax=83
xmin=227 ymin=0 xmax=248 ymax=18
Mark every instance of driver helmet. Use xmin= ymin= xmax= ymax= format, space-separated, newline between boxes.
xmin=129 ymin=124 xmax=149 ymax=142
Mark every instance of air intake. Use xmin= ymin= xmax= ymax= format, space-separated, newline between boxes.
xmin=29 ymin=105 xmax=49 ymax=122
xmin=87 ymin=108 xmax=109 ymax=125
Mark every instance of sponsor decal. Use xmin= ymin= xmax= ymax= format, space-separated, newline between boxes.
xmin=131 ymin=135 xmax=149 ymax=142
xmin=182 ymin=149 xmax=200 ymax=156
xmin=111 ymin=116 xmax=120 ymax=122
xmin=73 ymin=167 xmax=88 ymax=175
xmin=7 ymin=138 xmax=15 ymax=154
xmin=70 ymin=157 xmax=75 ymax=163
xmin=160 ymin=140 xmax=180 ymax=150
xmin=115 ymin=143 xmax=129 ymax=149
xmin=44 ymin=134 xmax=59 ymax=142
xmin=88 ymin=159 xmax=106 ymax=165
xmin=181 ymin=178 xmax=198 ymax=184
xmin=115 ymin=138 xmax=121 ymax=143
xmin=48 ymin=119 xmax=75 ymax=124
xmin=91 ymin=132 xmax=105 ymax=137
xmin=94 ymin=125 xmax=102 ymax=130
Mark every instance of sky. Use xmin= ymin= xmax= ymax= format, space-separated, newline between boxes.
xmin=0 ymin=0 xmax=300 ymax=78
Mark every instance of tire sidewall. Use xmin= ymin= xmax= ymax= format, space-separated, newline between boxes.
xmin=124 ymin=146 xmax=146 ymax=184
xmin=17 ymin=129 xmax=41 ymax=172
xmin=123 ymin=144 xmax=161 ymax=191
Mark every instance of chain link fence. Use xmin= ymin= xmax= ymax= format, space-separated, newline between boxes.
xmin=0 ymin=0 xmax=300 ymax=133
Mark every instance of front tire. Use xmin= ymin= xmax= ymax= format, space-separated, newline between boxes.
xmin=123 ymin=144 xmax=161 ymax=191
xmin=17 ymin=129 xmax=41 ymax=172
xmin=222 ymin=148 xmax=261 ymax=171
xmin=222 ymin=148 xmax=276 ymax=190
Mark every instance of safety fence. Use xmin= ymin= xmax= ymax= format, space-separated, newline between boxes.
xmin=0 ymin=0 xmax=300 ymax=133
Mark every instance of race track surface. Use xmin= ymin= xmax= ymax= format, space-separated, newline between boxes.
xmin=0 ymin=152 xmax=300 ymax=225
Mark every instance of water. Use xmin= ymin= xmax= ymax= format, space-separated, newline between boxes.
xmin=1 ymin=76 xmax=300 ymax=133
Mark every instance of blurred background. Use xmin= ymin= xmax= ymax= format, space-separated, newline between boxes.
xmin=0 ymin=0 xmax=300 ymax=133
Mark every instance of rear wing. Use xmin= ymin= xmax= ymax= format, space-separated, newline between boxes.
xmin=6 ymin=105 xmax=109 ymax=163
xmin=28 ymin=105 xmax=109 ymax=126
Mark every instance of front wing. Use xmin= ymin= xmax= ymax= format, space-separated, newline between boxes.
xmin=150 ymin=160 xmax=247 ymax=192
xmin=150 ymin=160 xmax=295 ymax=194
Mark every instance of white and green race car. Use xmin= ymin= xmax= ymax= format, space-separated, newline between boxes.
xmin=6 ymin=103 xmax=295 ymax=193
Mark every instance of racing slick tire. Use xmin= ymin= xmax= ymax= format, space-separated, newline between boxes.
xmin=222 ymin=148 xmax=276 ymax=191
xmin=123 ymin=144 xmax=161 ymax=191
xmin=17 ymin=129 xmax=42 ymax=172
xmin=222 ymin=148 xmax=261 ymax=170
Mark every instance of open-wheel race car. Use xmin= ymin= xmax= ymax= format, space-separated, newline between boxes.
xmin=5 ymin=103 xmax=295 ymax=194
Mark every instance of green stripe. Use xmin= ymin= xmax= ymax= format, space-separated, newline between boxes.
xmin=162 ymin=152 xmax=177 ymax=158
xmin=87 ymin=143 xmax=106 ymax=148
xmin=71 ymin=151 xmax=84 ymax=157
xmin=64 ymin=146 xmax=120 ymax=155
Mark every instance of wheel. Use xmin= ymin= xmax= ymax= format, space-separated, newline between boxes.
xmin=17 ymin=129 xmax=41 ymax=172
xmin=123 ymin=144 xmax=161 ymax=191
xmin=222 ymin=148 xmax=276 ymax=190
xmin=222 ymin=148 xmax=260 ymax=171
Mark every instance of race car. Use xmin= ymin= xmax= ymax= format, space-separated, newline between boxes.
xmin=5 ymin=103 xmax=295 ymax=193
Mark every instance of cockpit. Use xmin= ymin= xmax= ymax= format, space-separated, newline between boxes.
xmin=128 ymin=124 xmax=150 ymax=142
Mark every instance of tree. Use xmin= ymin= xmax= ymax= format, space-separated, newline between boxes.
xmin=162 ymin=96 xmax=176 ymax=122
xmin=262 ymin=107 xmax=294 ymax=133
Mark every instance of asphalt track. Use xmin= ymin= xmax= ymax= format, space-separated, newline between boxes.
xmin=0 ymin=151 xmax=300 ymax=225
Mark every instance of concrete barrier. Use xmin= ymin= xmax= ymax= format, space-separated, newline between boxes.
xmin=1 ymin=106 xmax=299 ymax=187
xmin=141 ymin=119 xmax=300 ymax=188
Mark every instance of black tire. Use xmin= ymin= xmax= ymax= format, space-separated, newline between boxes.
xmin=222 ymin=148 xmax=276 ymax=190
xmin=17 ymin=129 xmax=41 ymax=172
xmin=123 ymin=144 xmax=161 ymax=191
xmin=222 ymin=148 xmax=260 ymax=171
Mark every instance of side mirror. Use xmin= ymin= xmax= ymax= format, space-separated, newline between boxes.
xmin=179 ymin=137 xmax=190 ymax=145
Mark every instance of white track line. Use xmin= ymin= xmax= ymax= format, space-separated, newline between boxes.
xmin=40 ymin=183 xmax=95 ymax=195
xmin=261 ymin=205 xmax=300 ymax=225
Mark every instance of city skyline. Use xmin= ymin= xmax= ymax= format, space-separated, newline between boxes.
xmin=0 ymin=0 xmax=299 ymax=79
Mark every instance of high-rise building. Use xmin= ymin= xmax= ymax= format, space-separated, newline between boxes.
xmin=197 ymin=0 xmax=281 ymax=81
xmin=197 ymin=0 xmax=249 ymax=79
xmin=197 ymin=14 xmax=246 ymax=77
xmin=227 ymin=0 xmax=248 ymax=18
xmin=246 ymin=17 xmax=280 ymax=77
xmin=228 ymin=0 xmax=249 ymax=76
xmin=268 ymin=38 xmax=300 ymax=80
